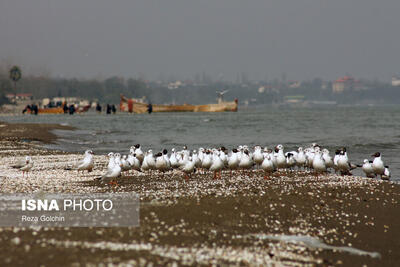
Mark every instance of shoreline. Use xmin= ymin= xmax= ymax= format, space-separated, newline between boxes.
xmin=0 ymin=122 xmax=399 ymax=266
xmin=0 ymin=120 xmax=75 ymax=144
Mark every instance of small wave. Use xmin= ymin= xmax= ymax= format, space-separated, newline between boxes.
xmin=353 ymin=142 xmax=400 ymax=149
xmin=244 ymin=234 xmax=380 ymax=258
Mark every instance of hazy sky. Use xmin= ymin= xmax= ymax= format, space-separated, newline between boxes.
xmin=1 ymin=0 xmax=400 ymax=81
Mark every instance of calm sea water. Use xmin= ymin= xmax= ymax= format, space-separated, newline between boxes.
xmin=2 ymin=106 xmax=399 ymax=180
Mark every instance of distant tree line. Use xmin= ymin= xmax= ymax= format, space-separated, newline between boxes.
xmin=1 ymin=71 xmax=400 ymax=106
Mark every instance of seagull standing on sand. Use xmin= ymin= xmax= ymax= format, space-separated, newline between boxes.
xmin=169 ymin=148 xmax=179 ymax=169
xmin=228 ymin=148 xmax=240 ymax=172
xmin=333 ymin=149 xmax=341 ymax=173
xmin=322 ymin=149 xmax=333 ymax=170
xmin=239 ymin=150 xmax=253 ymax=171
xmin=261 ymin=154 xmax=275 ymax=179
xmin=210 ymin=150 xmax=224 ymax=179
xmin=77 ymin=150 xmax=94 ymax=173
xmin=359 ymin=159 xmax=376 ymax=178
xmin=202 ymin=150 xmax=213 ymax=170
xmin=192 ymin=150 xmax=201 ymax=168
xmin=372 ymin=152 xmax=385 ymax=178
xmin=142 ymin=150 xmax=156 ymax=171
xmin=382 ymin=166 xmax=391 ymax=180
xmin=155 ymin=152 xmax=168 ymax=172
xmin=12 ymin=156 xmax=34 ymax=177
xmin=95 ymin=161 xmax=122 ymax=185
xmin=134 ymin=144 xmax=144 ymax=164
xmin=295 ymin=147 xmax=306 ymax=170
xmin=127 ymin=151 xmax=141 ymax=173
xmin=219 ymin=147 xmax=228 ymax=167
xmin=163 ymin=149 xmax=171 ymax=169
xmin=337 ymin=148 xmax=356 ymax=175
xmin=253 ymin=146 xmax=264 ymax=168
xmin=274 ymin=145 xmax=286 ymax=171
xmin=107 ymin=152 xmax=115 ymax=172
xmin=121 ymin=155 xmax=130 ymax=172
xmin=285 ymin=153 xmax=296 ymax=171
xmin=312 ymin=146 xmax=326 ymax=177
xmin=180 ymin=156 xmax=196 ymax=180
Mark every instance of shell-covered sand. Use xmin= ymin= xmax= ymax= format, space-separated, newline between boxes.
xmin=0 ymin=124 xmax=399 ymax=266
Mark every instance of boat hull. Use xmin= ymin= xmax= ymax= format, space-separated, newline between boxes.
xmin=120 ymin=95 xmax=238 ymax=114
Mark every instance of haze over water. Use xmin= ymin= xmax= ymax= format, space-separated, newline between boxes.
xmin=2 ymin=106 xmax=399 ymax=180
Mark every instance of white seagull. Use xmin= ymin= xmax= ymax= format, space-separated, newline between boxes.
xmin=359 ymin=159 xmax=375 ymax=178
xmin=371 ymin=152 xmax=385 ymax=179
xmin=11 ymin=156 xmax=34 ymax=177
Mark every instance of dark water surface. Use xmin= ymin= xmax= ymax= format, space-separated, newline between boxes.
xmin=2 ymin=106 xmax=399 ymax=180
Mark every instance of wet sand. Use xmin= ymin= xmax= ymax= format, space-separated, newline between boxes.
xmin=0 ymin=121 xmax=399 ymax=266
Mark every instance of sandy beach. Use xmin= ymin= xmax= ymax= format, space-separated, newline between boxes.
xmin=0 ymin=121 xmax=399 ymax=266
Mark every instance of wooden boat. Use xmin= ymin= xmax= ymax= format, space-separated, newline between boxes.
xmin=23 ymin=104 xmax=91 ymax=114
xmin=120 ymin=94 xmax=238 ymax=114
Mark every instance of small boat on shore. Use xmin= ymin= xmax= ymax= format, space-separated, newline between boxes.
xmin=23 ymin=104 xmax=91 ymax=115
xmin=120 ymin=94 xmax=238 ymax=114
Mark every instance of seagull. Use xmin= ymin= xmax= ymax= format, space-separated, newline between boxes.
xmin=95 ymin=161 xmax=122 ymax=185
xmin=253 ymin=146 xmax=264 ymax=168
xmin=180 ymin=156 xmax=196 ymax=180
xmin=210 ymin=150 xmax=224 ymax=179
xmin=239 ymin=149 xmax=253 ymax=171
xmin=127 ymin=151 xmax=141 ymax=173
xmin=371 ymin=152 xmax=385 ymax=178
xmin=294 ymin=147 xmax=306 ymax=170
xmin=107 ymin=152 xmax=115 ymax=172
xmin=145 ymin=150 xmax=157 ymax=171
xmin=322 ymin=149 xmax=333 ymax=170
xmin=64 ymin=150 xmax=94 ymax=173
xmin=192 ymin=150 xmax=201 ymax=168
xmin=181 ymin=145 xmax=190 ymax=158
xmin=216 ymin=90 xmax=229 ymax=96
xmin=382 ymin=166 xmax=391 ymax=180
xmin=219 ymin=147 xmax=228 ymax=166
xmin=274 ymin=145 xmax=287 ymax=171
xmin=121 ymin=155 xmax=131 ymax=172
xmin=313 ymin=146 xmax=327 ymax=177
xmin=169 ymin=148 xmax=180 ymax=168
xmin=359 ymin=159 xmax=376 ymax=178
xmin=228 ymin=148 xmax=240 ymax=172
xmin=77 ymin=150 xmax=94 ymax=173
xmin=134 ymin=144 xmax=144 ymax=164
xmin=11 ymin=156 xmax=33 ymax=177
xmin=305 ymin=147 xmax=315 ymax=171
xmin=333 ymin=149 xmax=341 ymax=173
xmin=285 ymin=152 xmax=296 ymax=171
xmin=155 ymin=152 xmax=168 ymax=172
xmin=162 ymin=149 xmax=171 ymax=169
xmin=202 ymin=150 xmax=213 ymax=170
xmin=337 ymin=148 xmax=356 ymax=175
xmin=261 ymin=154 xmax=275 ymax=179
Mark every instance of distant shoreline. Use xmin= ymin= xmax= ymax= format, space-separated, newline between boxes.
xmin=0 ymin=121 xmax=76 ymax=144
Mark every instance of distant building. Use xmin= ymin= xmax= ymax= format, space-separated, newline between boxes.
xmin=5 ymin=93 xmax=33 ymax=103
xmin=332 ymin=76 xmax=355 ymax=93
xmin=167 ymin=80 xmax=184 ymax=90
xmin=392 ymin=76 xmax=400 ymax=87
xmin=258 ymin=86 xmax=266 ymax=93
xmin=288 ymin=81 xmax=301 ymax=89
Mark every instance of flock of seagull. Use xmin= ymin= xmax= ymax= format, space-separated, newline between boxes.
xmin=11 ymin=143 xmax=391 ymax=183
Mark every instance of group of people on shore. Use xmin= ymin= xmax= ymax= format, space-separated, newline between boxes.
xmin=95 ymin=103 xmax=117 ymax=114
